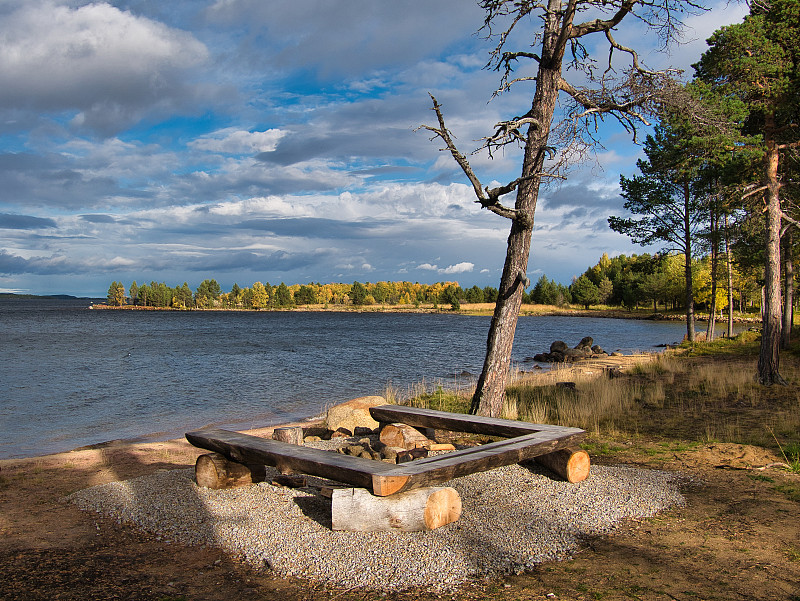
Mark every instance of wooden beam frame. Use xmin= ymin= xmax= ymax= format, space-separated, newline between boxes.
xmin=186 ymin=405 xmax=585 ymax=496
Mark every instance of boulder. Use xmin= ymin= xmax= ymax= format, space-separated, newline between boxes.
xmin=575 ymin=336 xmax=593 ymax=350
xmin=564 ymin=347 xmax=590 ymax=359
xmin=550 ymin=340 xmax=569 ymax=353
xmin=326 ymin=396 xmax=386 ymax=434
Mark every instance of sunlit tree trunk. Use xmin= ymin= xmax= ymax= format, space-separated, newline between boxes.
xmin=683 ymin=182 xmax=696 ymax=342
xmin=725 ymin=214 xmax=734 ymax=338
xmin=471 ymin=63 xmax=560 ymax=417
xmin=782 ymin=229 xmax=793 ymax=349
xmin=706 ymin=207 xmax=718 ymax=341
xmin=758 ymin=117 xmax=785 ymax=385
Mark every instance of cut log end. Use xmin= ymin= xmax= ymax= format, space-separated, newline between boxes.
xmin=372 ymin=474 xmax=411 ymax=497
xmin=195 ymin=452 xmax=266 ymax=489
xmin=534 ymin=447 xmax=590 ymax=483
xmin=423 ymin=487 xmax=462 ymax=530
xmin=272 ymin=426 xmax=304 ymax=446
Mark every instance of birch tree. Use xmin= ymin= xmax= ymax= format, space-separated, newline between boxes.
xmin=421 ymin=0 xmax=706 ymax=416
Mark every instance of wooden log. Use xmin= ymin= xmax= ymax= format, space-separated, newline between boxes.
xmin=533 ymin=447 xmax=590 ymax=483
xmin=195 ymin=452 xmax=266 ymax=489
xmin=272 ymin=426 xmax=304 ymax=445
xmin=187 ymin=429 xmax=398 ymax=490
xmin=187 ymin=427 xmax=586 ymax=496
xmin=370 ymin=404 xmax=583 ymax=437
xmin=371 ymin=430 xmax=586 ymax=495
xmin=331 ymin=486 xmax=461 ymax=532
xmin=425 ymin=443 xmax=456 ymax=451
xmin=379 ymin=422 xmax=430 ymax=450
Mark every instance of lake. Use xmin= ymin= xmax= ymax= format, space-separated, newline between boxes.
xmin=1 ymin=298 xmax=696 ymax=459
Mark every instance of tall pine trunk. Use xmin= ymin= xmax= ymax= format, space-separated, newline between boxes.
xmin=782 ymin=230 xmax=793 ymax=349
xmin=725 ymin=214 xmax=734 ymax=338
xmin=683 ymin=182 xmax=696 ymax=342
xmin=706 ymin=207 xmax=717 ymax=341
xmin=757 ymin=114 xmax=785 ymax=384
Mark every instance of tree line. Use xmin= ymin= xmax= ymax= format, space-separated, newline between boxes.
xmin=106 ymin=248 xmax=763 ymax=314
xmin=105 ymin=279 xmax=501 ymax=310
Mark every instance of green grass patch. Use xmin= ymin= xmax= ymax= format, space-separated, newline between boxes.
xmin=747 ymin=474 xmax=775 ymax=483
xmin=680 ymin=330 xmax=761 ymax=356
xmin=774 ymin=483 xmax=800 ymax=503
xmin=405 ymin=385 xmax=470 ymax=413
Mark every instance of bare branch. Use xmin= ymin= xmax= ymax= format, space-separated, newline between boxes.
xmin=417 ymin=95 xmax=519 ymax=220
xmin=780 ymin=211 xmax=800 ymax=235
xmin=741 ymin=185 xmax=769 ymax=200
xmin=604 ymin=30 xmax=657 ymax=76
xmin=570 ymin=0 xmax=637 ymax=38
xmin=480 ymin=112 xmax=542 ymax=156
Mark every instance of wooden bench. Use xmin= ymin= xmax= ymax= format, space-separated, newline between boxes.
xmin=186 ymin=405 xmax=587 ymax=497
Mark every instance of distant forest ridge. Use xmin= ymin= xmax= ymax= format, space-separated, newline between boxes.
xmin=105 ymin=251 xmax=761 ymax=313
xmin=1 ymin=293 xmax=100 ymax=300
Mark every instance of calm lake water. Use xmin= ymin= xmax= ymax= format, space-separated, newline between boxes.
xmin=1 ymin=298 xmax=697 ymax=459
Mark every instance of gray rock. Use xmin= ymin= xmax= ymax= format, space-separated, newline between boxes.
xmin=550 ymin=340 xmax=569 ymax=353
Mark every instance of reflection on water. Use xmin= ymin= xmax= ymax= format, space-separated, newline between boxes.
xmin=1 ymin=298 xmax=697 ymax=458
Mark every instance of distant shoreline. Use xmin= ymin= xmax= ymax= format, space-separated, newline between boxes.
xmin=87 ymin=301 xmax=763 ymax=323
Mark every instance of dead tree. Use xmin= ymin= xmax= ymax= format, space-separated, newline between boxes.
xmin=421 ymin=0 xmax=705 ymax=417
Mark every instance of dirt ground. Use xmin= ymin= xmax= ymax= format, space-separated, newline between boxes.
xmin=1 ymin=424 xmax=799 ymax=601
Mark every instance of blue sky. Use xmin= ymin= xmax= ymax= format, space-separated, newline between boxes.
xmin=0 ymin=0 xmax=749 ymax=297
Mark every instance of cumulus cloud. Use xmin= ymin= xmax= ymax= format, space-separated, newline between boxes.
xmin=189 ymin=128 xmax=286 ymax=154
xmin=0 ymin=1 xmax=209 ymax=134
xmin=418 ymin=262 xmax=474 ymax=274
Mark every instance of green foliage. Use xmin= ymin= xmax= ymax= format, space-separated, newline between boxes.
xmin=438 ymin=284 xmax=462 ymax=310
xmin=195 ymin=279 xmax=221 ymax=308
xmin=570 ymin=275 xmax=599 ymax=309
xmin=529 ymin=275 xmax=571 ymax=306
xmin=274 ymin=283 xmax=293 ymax=307
xmin=106 ymin=281 xmax=126 ymax=306
xmin=350 ymin=281 xmax=368 ymax=306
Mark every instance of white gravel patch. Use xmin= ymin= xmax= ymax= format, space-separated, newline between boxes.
xmin=68 ymin=459 xmax=686 ymax=591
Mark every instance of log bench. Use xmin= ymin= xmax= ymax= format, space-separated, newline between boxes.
xmin=186 ymin=405 xmax=588 ymax=497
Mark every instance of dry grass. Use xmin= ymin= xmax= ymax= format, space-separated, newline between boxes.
xmin=403 ymin=333 xmax=800 ymax=456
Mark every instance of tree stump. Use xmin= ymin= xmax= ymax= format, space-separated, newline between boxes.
xmin=534 ymin=447 xmax=590 ymax=483
xmin=331 ymin=486 xmax=461 ymax=532
xmin=195 ymin=452 xmax=266 ymax=489
xmin=379 ymin=422 xmax=430 ymax=450
xmin=272 ymin=426 xmax=304 ymax=445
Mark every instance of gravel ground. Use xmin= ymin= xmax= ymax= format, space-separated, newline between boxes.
xmin=68 ymin=452 xmax=687 ymax=591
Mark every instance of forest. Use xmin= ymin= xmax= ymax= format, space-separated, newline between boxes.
xmin=104 ymin=250 xmax=763 ymax=315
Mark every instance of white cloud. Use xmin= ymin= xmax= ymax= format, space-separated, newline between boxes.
xmin=0 ymin=1 xmax=208 ymax=133
xmin=442 ymin=262 xmax=475 ymax=274
xmin=418 ymin=262 xmax=474 ymax=274
xmin=189 ymin=128 xmax=286 ymax=154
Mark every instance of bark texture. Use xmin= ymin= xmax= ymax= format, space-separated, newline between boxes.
xmin=758 ymin=120 xmax=786 ymax=385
